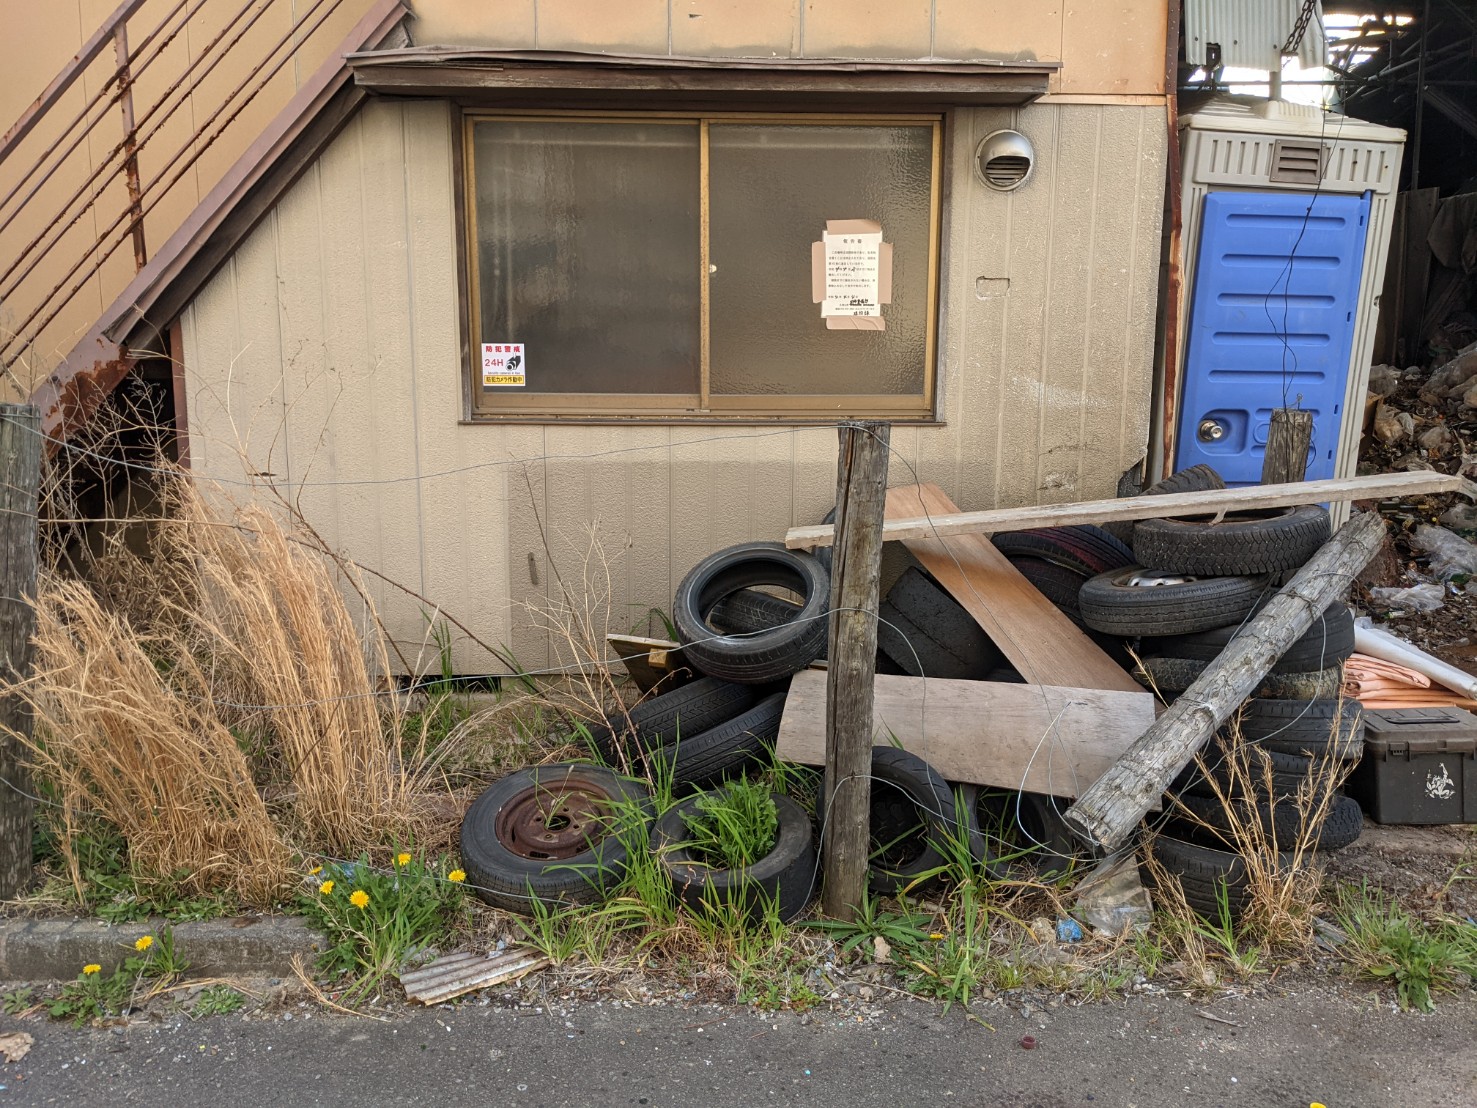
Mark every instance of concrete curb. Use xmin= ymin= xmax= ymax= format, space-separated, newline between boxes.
xmin=0 ymin=916 xmax=324 ymax=981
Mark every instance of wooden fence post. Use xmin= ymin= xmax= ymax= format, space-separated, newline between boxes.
xmin=1261 ymin=408 xmax=1314 ymax=485
xmin=0 ymin=404 xmax=41 ymax=899
xmin=822 ymin=421 xmax=889 ymax=921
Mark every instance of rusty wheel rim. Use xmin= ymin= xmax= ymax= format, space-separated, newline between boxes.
xmin=494 ymin=778 xmax=616 ymax=861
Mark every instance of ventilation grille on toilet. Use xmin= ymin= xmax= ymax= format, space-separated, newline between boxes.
xmin=1269 ymin=140 xmax=1327 ymax=184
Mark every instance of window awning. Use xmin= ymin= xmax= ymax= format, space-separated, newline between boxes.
xmin=347 ymin=48 xmax=1056 ymax=107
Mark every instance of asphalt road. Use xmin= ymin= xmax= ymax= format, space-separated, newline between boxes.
xmin=2 ymin=984 xmax=1474 ymax=1107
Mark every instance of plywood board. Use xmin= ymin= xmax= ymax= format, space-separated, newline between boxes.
xmin=884 ymin=483 xmax=1142 ymax=693
xmin=787 ymin=471 xmax=1476 ymax=549
xmin=774 ymin=669 xmax=1158 ymax=799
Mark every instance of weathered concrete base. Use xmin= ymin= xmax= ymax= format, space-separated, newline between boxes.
xmin=0 ymin=916 xmax=323 ymax=981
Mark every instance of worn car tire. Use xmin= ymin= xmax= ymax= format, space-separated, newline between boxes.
xmin=1132 ymin=655 xmax=1209 ymax=696
xmin=1132 ymin=506 xmax=1331 ymax=576
xmin=652 ymin=790 xmax=816 ymax=923
xmin=1006 ymin=556 xmax=1089 ymax=620
xmin=706 ymin=590 xmax=828 ymax=661
xmin=460 ymin=763 xmax=650 ymax=914
xmin=1078 ymin=566 xmax=1273 ymax=637
xmin=1173 ymin=743 xmax=1319 ymax=801
xmin=1253 ymin=667 xmax=1345 ymax=701
xmin=1139 ymin=833 xmax=1298 ymax=921
xmin=1104 ymin=465 xmax=1227 ymax=543
xmin=993 ymin=526 xmax=1135 ymax=578
xmin=877 ymin=566 xmax=1004 ymax=679
xmin=648 ymin=693 xmax=788 ymax=792
xmin=583 ymin=677 xmax=757 ymax=765
xmin=1144 ymin=603 xmax=1355 ymax=674
xmin=1238 ymin=697 xmax=1365 ymax=759
xmin=824 ymin=746 xmax=981 ymax=896
xmin=1164 ymin=792 xmax=1364 ymax=853
xmin=968 ymin=788 xmax=1088 ymax=880
xmin=674 ymin=543 xmax=829 ymax=683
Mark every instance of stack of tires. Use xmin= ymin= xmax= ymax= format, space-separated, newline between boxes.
xmin=1075 ymin=467 xmax=1365 ymax=918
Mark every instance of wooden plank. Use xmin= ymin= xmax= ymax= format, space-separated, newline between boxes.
xmin=1065 ymin=511 xmax=1387 ymax=851
xmin=885 ymin=483 xmax=1142 ymax=693
xmin=786 ymin=471 xmax=1477 ymax=549
xmin=774 ymin=669 xmax=1158 ymax=800
xmin=605 ymin=634 xmax=691 ymax=696
xmin=1260 ymin=409 xmax=1313 ymax=485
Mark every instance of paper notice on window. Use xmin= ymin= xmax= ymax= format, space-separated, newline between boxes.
xmin=821 ymin=229 xmax=883 ymax=318
xmin=482 ymin=343 xmax=525 ymax=387
xmin=812 ymin=219 xmax=892 ymax=331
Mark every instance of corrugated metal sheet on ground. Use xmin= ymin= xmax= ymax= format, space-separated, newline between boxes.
xmin=398 ymin=949 xmax=550 ymax=1004
xmin=1184 ymin=0 xmax=1326 ymax=69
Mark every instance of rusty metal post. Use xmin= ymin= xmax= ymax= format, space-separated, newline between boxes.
xmin=114 ymin=23 xmax=148 ymax=271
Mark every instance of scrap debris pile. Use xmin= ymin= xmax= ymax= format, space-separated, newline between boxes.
xmin=457 ymin=465 xmax=1477 ymax=928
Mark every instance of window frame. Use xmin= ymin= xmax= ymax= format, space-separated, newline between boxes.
xmin=458 ymin=108 xmax=944 ymax=423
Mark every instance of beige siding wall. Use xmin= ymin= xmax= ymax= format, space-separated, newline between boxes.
xmin=181 ymin=97 xmax=1164 ymax=674
xmin=409 ymin=0 xmax=1169 ymax=95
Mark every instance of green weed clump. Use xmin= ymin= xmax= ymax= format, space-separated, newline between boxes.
xmin=1334 ymin=883 xmax=1477 ymax=1012
xmin=298 ymin=851 xmax=468 ymax=1003
xmin=681 ymin=779 xmax=779 ymax=871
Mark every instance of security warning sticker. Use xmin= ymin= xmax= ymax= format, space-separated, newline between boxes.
xmin=482 ymin=343 xmax=525 ymax=387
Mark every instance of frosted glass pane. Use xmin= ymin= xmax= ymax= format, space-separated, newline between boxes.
xmin=707 ymin=124 xmax=933 ymax=397
xmin=472 ymin=120 xmax=700 ymax=395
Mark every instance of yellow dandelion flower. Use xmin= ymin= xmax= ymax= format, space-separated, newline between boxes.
xmin=83 ymin=964 xmax=101 ymax=976
xmin=396 ymin=852 xmax=412 ymax=867
xmin=319 ymin=879 xmax=335 ymax=895
xmin=448 ymin=869 xmax=466 ymax=884
xmin=350 ymin=889 xmax=369 ymax=909
xmin=928 ymin=932 xmax=945 ymax=941
xmin=308 ymin=865 xmax=323 ymax=876
xmin=135 ymin=935 xmax=154 ymax=953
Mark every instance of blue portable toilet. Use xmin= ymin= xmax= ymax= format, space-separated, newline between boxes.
xmin=1159 ymin=96 xmax=1404 ymax=499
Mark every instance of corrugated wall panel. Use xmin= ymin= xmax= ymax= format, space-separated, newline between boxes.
xmin=1183 ymin=0 xmax=1326 ymax=70
xmin=184 ymin=98 xmax=1165 ymax=674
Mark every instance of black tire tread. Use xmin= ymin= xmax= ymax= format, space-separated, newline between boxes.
xmin=1140 ymin=834 xmax=1298 ymax=920
xmin=1166 ymin=792 xmax=1363 ymax=853
xmin=1078 ymin=567 xmax=1272 ymax=637
xmin=1132 ymin=506 xmax=1331 ymax=576
xmin=649 ymin=693 xmax=787 ymax=791
xmin=877 ymin=567 xmax=1004 ymax=679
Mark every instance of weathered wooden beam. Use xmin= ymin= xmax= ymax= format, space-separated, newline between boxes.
xmin=1063 ymin=510 xmax=1387 ymax=852
xmin=784 ymin=470 xmax=1475 ymax=549
xmin=822 ymin=421 xmax=889 ymax=922
xmin=1260 ymin=409 xmax=1314 ymax=485
xmin=0 ymin=405 xmax=41 ymax=899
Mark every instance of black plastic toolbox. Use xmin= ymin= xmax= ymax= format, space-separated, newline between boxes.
xmin=1346 ymin=707 xmax=1477 ymax=825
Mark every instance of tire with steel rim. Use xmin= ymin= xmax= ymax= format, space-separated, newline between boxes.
xmin=459 ymin=763 xmax=649 ymax=914
xmin=1078 ymin=566 xmax=1272 ymax=637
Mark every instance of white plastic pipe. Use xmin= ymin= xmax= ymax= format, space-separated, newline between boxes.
xmin=1354 ymin=619 xmax=1477 ymax=700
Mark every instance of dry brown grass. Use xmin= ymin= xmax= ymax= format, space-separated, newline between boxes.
xmin=22 ymin=577 xmax=290 ymax=903
xmin=1145 ymin=705 xmax=1357 ymax=979
xmin=5 ymin=470 xmax=430 ymax=905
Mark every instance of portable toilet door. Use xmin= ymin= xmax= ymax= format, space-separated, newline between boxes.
xmin=1167 ymin=96 xmax=1404 ymax=491
xmin=1176 ymin=189 xmax=1370 ymax=485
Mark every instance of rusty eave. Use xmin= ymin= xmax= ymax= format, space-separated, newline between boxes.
xmin=28 ymin=0 xmax=411 ymax=447
xmin=347 ymin=46 xmax=1058 ymax=105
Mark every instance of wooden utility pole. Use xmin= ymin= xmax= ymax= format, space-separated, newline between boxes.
xmin=822 ymin=421 xmax=889 ymax=921
xmin=1064 ymin=510 xmax=1387 ymax=852
xmin=1261 ymin=408 xmax=1314 ymax=485
xmin=0 ymin=404 xmax=40 ymax=899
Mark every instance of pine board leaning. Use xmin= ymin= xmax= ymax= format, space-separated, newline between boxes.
xmin=786 ymin=470 xmax=1475 ymax=549
xmin=884 ymin=483 xmax=1141 ymax=693
xmin=774 ymin=670 xmax=1158 ymax=799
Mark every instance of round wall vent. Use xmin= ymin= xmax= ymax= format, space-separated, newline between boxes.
xmin=975 ymin=130 xmax=1035 ymax=192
